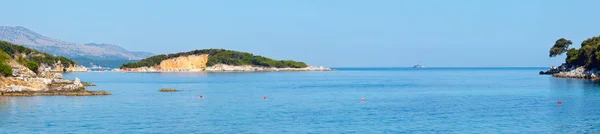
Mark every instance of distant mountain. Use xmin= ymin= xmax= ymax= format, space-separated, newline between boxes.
xmin=0 ymin=26 xmax=154 ymax=67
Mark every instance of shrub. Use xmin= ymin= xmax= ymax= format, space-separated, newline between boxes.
xmin=26 ymin=61 xmax=39 ymax=73
xmin=0 ymin=62 xmax=12 ymax=77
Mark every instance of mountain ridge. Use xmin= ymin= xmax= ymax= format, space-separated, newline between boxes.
xmin=0 ymin=26 xmax=154 ymax=67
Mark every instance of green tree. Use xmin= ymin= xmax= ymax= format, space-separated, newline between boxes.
xmin=549 ymin=38 xmax=573 ymax=57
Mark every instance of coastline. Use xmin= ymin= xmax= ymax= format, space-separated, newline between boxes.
xmin=540 ymin=64 xmax=600 ymax=80
xmin=115 ymin=64 xmax=332 ymax=73
xmin=0 ymin=62 xmax=109 ymax=96
xmin=551 ymin=67 xmax=600 ymax=80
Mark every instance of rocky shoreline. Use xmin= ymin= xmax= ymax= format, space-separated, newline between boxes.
xmin=551 ymin=67 xmax=600 ymax=79
xmin=0 ymin=61 xmax=109 ymax=96
xmin=540 ymin=64 xmax=600 ymax=80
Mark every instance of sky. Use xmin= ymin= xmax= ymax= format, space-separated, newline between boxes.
xmin=1 ymin=0 xmax=599 ymax=67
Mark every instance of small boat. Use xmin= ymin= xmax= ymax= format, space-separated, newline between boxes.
xmin=413 ymin=64 xmax=424 ymax=68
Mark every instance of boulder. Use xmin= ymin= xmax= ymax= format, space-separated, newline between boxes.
xmin=159 ymin=88 xmax=179 ymax=92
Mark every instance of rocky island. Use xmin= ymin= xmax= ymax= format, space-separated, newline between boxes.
xmin=541 ymin=35 xmax=600 ymax=79
xmin=119 ymin=49 xmax=331 ymax=72
xmin=0 ymin=41 xmax=108 ymax=96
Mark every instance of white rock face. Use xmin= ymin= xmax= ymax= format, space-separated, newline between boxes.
xmin=74 ymin=77 xmax=82 ymax=87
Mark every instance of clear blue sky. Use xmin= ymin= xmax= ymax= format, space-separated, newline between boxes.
xmin=1 ymin=0 xmax=599 ymax=67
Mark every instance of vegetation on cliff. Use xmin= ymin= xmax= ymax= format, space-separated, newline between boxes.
xmin=549 ymin=35 xmax=600 ymax=68
xmin=0 ymin=41 xmax=77 ymax=72
xmin=0 ymin=50 xmax=12 ymax=76
xmin=121 ymin=49 xmax=308 ymax=68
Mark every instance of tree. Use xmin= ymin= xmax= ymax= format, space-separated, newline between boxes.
xmin=549 ymin=38 xmax=573 ymax=57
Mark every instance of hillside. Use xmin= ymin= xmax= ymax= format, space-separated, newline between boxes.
xmin=0 ymin=41 xmax=78 ymax=72
xmin=0 ymin=26 xmax=154 ymax=66
xmin=121 ymin=49 xmax=308 ymax=69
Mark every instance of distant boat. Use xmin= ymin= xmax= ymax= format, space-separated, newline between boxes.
xmin=413 ymin=64 xmax=424 ymax=68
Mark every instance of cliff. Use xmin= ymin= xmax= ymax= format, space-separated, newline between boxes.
xmin=158 ymin=54 xmax=208 ymax=71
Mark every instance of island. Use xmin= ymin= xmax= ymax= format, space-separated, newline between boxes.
xmin=0 ymin=41 xmax=109 ymax=96
xmin=118 ymin=49 xmax=331 ymax=72
xmin=541 ymin=35 xmax=600 ymax=79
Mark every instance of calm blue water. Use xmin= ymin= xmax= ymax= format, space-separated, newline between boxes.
xmin=2 ymin=67 xmax=600 ymax=133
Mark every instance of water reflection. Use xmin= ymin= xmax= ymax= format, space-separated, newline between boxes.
xmin=548 ymin=78 xmax=600 ymax=90
xmin=0 ymin=96 xmax=42 ymax=125
xmin=0 ymin=97 xmax=41 ymax=112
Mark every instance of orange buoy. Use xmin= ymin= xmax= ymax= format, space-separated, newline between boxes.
xmin=361 ymin=98 xmax=365 ymax=102
xmin=264 ymin=96 xmax=267 ymax=100
xmin=558 ymin=100 xmax=562 ymax=104
xmin=200 ymin=95 xmax=203 ymax=98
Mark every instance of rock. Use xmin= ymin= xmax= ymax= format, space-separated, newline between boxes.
xmin=74 ymin=77 xmax=82 ymax=85
xmin=52 ymin=79 xmax=74 ymax=84
xmin=51 ymin=73 xmax=63 ymax=79
xmin=1 ymin=74 xmax=108 ymax=96
xmin=539 ymin=66 xmax=561 ymax=75
xmin=10 ymin=64 xmax=36 ymax=78
xmin=82 ymin=82 xmax=96 ymax=86
xmin=159 ymin=88 xmax=179 ymax=92
xmin=5 ymin=85 xmax=36 ymax=92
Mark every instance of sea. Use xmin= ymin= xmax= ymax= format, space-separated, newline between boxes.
xmin=1 ymin=67 xmax=600 ymax=133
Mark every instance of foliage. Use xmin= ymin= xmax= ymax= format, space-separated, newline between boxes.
xmin=559 ymin=35 xmax=600 ymax=68
xmin=549 ymin=38 xmax=573 ymax=57
xmin=25 ymin=61 xmax=39 ymax=73
xmin=0 ymin=50 xmax=12 ymax=77
xmin=121 ymin=49 xmax=308 ymax=68
xmin=0 ymin=62 xmax=12 ymax=77
xmin=566 ymin=48 xmax=580 ymax=65
xmin=0 ymin=41 xmax=77 ymax=67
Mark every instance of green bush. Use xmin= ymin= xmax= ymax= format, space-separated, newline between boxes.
xmin=0 ymin=62 xmax=12 ymax=77
xmin=26 ymin=61 xmax=39 ymax=73
xmin=122 ymin=49 xmax=308 ymax=68
xmin=0 ymin=50 xmax=12 ymax=76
